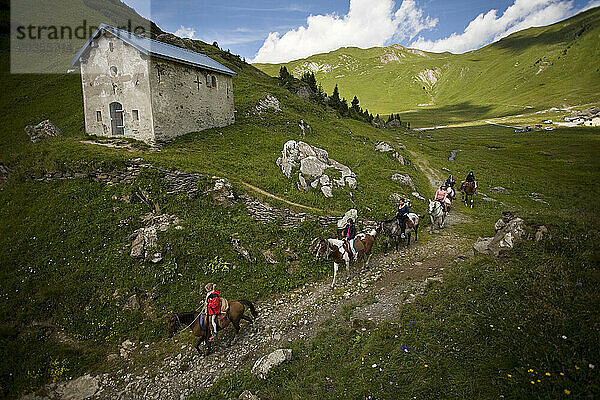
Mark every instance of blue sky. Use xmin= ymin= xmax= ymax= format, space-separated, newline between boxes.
xmin=124 ymin=0 xmax=599 ymax=62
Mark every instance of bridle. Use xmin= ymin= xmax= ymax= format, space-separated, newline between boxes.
xmin=171 ymin=311 xmax=202 ymax=336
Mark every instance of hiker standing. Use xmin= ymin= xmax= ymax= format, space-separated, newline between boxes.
xmin=396 ymin=198 xmax=410 ymax=239
xmin=343 ymin=218 xmax=358 ymax=261
xmin=204 ymin=283 xmax=221 ymax=341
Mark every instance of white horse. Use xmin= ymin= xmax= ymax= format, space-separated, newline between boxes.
xmin=428 ymin=199 xmax=445 ymax=233
xmin=446 ymin=186 xmax=456 ymax=201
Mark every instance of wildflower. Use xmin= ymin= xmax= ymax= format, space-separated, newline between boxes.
xmin=531 ymin=381 xmax=535 ymax=384
xmin=372 ymin=364 xmax=377 ymax=368
xmin=575 ymin=365 xmax=580 ymax=370
xmin=489 ymin=324 xmax=494 ymax=328
xmin=564 ymin=389 xmax=571 ymax=395
xmin=424 ymin=364 xmax=429 ymax=368
xmin=507 ymin=374 xmax=512 ymax=378
xmin=545 ymin=372 xmax=551 ymax=376
xmin=562 ymin=335 xmax=567 ymax=339
xmin=528 ymin=369 xmax=534 ymax=373
xmin=517 ymin=326 xmax=521 ymax=330
xmin=560 ymin=372 xmax=565 ymax=376
xmin=589 ymin=364 xmax=595 ymax=369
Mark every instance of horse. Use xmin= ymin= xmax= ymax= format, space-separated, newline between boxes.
xmin=461 ymin=181 xmax=476 ymax=208
xmin=446 ymin=186 xmax=456 ymax=201
xmin=428 ymin=199 xmax=446 ymax=232
xmin=315 ymin=230 xmax=377 ymax=288
xmin=377 ymin=213 xmax=420 ymax=253
xmin=167 ymin=299 xmax=258 ymax=355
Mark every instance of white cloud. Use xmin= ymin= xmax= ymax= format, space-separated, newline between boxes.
xmin=174 ymin=26 xmax=196 ymax=39
xmin=410 ymin=0 xmax=593 ymax=54
xmin=251 ymin=0 xmax=437 ymax=63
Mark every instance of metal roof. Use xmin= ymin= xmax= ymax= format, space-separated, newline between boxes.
xmin=72 ymin=24 xmax=237 ymax=76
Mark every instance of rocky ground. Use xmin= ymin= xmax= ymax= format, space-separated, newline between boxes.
xmin=24 ymin=212 xmax=471 ymax=400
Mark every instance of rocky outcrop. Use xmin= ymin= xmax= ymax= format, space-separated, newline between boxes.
xmin=210 ymin=178 xmax=236 ymax=206
xmin=55 ymin=374 xmax=99 ymax=400
xmin=129 ymin=213 xmax=181 ymax=261
xmin=231 ymin=237 xmax=251 ymax=261
xmin=249 ymin=95 xmax=281 ymax=116
xmin=276 ymin=140 xmax=356 ymax=197
xmin=24 ymin=120 xmax=62 ymax=143
xmin=490 ymin=186 xmax=510 ymax=195
xmin=374 ymin=141 xmax=405 ymax=165
xmin=391 ymin=173 xmax=415 ymax=189
xmin=473 ymin=213 xmax=526 ymax=256
xmin=251 ymin=348 xmax=292 ymax=378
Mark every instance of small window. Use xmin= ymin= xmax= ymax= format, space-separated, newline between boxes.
xmin=132 ymin=110 xmax=139 ymax=121
xmin=109 ymin=41 xmax=114 ymax=52
xmin=96 ymin=111 xmax=102 ymax=122
xmin=211 ymin=76 xmax=217 ymax=89
xmin=206 ymin=74 xmax=212 ymax=88
xmin=110 ymin=66 xmax=118 ymax=76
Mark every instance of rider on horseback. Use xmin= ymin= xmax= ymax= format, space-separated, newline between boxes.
xmin=464 ymin=171 xmax=477 ymax=189
xmin=445 ymin=174 xmax=456 ymax=189
xmin=435 ymin=185 xmax=449 ymax=214
xmin=396 ymin=198 xmax=410 ymax=239
xmin=204 ymin=283 xmax=221 ymax=341
xmin=343 ymin=218 xmax=358 ymax=261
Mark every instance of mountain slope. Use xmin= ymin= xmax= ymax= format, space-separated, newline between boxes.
xmin=255 ymin=7 xmax=600 ymax=121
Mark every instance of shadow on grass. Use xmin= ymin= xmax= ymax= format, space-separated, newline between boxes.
xmin=401 ymin=102 xmax=496 ymax=126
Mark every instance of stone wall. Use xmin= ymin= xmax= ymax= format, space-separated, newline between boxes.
xmin=80 ymin=33 xmax=155 ymax=143
xmin=28 ymin=159 xmax=341 ymax=229
xmin=149 ymin=58 xmax=235 ymax=142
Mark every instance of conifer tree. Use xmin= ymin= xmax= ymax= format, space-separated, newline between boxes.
xmin=351 ymin=96 xmax=360 ymax=112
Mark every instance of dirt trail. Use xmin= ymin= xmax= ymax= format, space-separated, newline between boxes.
xmin=28 ymin=162 xmax=470 ymax=400
xmin=52 ymin=212 xmax=471 ymax=400
xmin=239 ymin=182 xmax=326 ymax=213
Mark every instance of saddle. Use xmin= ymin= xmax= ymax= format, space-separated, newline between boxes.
xmin=406 ymin=219 xmax=414 ymax=229
xmin=344 ymin=237 xmax=365 ymax=255
xmin=200 ymin=312 xmax=230 ymax=331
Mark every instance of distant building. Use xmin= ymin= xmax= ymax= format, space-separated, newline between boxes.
xmin=72 ymin=24 xmax=237 ymax=144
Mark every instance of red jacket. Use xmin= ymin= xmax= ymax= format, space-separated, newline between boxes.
xmin=206 ymin=291 xmax=221 ymax=315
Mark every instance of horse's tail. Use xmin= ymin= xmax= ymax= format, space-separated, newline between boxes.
xmin=238 ymin=299 xmax=258 ymax=318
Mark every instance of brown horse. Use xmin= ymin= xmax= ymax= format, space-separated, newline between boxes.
xmin=315 ymin=230 xmax=377 ymax=288
xmin=167 ymin=299 xmax=257 ymax=355
xmin=461 ymin=181 xmax=476 ymax=208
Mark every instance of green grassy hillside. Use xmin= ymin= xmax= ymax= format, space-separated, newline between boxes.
xmin=255 ymin=7 xmax=600 ymax=124
xmin=0 ymin=6 xmax=431 ymax=397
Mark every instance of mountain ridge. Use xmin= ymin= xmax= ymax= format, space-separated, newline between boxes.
xmin=254 ymin=7 xmax=600 ymax=118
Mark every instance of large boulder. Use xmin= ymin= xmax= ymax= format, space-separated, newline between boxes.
xmin=253 ymin=95 xmax=281 ymax=115
xmin=391 ymin=173 xmax=415 ymax=189
xmin=210 ymin=178 xmax=236 ymax=206
xmin=337 ymin=209 xmax=358 ymax=229
xmin=276 ymin=140 xmax=299 ymax=178
xmin=374 ymin=141 xmax=405 ymax=165
xmin=374 ymin=141 xmax=395 ymax=152
xmin=300 ymin=156 xmax=328 ymax=178
xmin=252 ymin=348 xmax=293 ymax=378
xmin=277 ymin=140 xmax=355 ymax=197
xmin=24 ymin=120 xmax=62 ymax=143
xmin=490 ymin=186 xmax=510 ymax=195
xmin=55 ymin=374 xmax=99 ymax=400
xmin=473 ymin=215 xmax=526 ymax=256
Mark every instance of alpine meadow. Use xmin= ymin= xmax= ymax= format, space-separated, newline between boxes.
xmin=0 ymin=1 xmax=599 ymax=399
